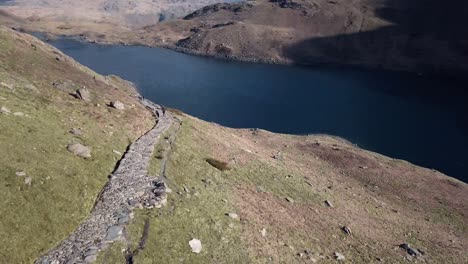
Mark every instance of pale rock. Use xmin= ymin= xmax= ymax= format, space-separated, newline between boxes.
xmin=227 ymin=212 xmax=239 ymax=219
xmin=111 ymin=101 xmax=125 ymax=110
xmin=334 ymin=252 xmax=345 ymax=261
xmin=0 ymin=106 xmax=11 ymax=115
xmin=76 ymin=88 xmax=91 ymax=102
xmin=105 ymin=226 xmax=123 ymax=241
xmin=67 ymin=143 xmax=91 ymax=158
xmin=0 ymin=82 xmax=13 ymax=90
xmin=16 ymin=171 xmax=26 ymax=177
xmin=189 ymin=238 xmax=202 ymax=253
xmin=24 ymin=176 xmax=32 ymax=186
xmin=260 ymin=228 xmax=267 ymax=237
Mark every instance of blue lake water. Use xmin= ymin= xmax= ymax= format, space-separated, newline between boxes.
xmin=45 ymin=38 xmax=467 ymax=182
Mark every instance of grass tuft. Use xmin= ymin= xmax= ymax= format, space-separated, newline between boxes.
xmin=205 ymin=158 xmax=230 ymax=171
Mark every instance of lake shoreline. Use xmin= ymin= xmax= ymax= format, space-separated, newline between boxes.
xmin=24 ymin=29 xmax=468 ymax=79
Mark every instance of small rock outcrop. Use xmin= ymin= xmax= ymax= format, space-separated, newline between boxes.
xmin=67 ymin=143 xmax=91 ymax=158
xmin=227 ymin=212 xmax=239 ymax=219
xmin=69 ymin=128 xmax=83 ymax=137
xmin=111 ymin=100 xmax=125 ymax=110
xmin=76 ymin=88 xmax=91 ymax=102
xmin=189 ymin=238 xmax=202 ymax=253
xmin=0 ymin=106 xmax=11 ymax=115
xmin=399 ymin=243 xmax=424 ymax=257
xmin=334 ymin=252 xmax=345 ymax=261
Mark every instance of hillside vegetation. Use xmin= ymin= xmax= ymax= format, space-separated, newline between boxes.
xmin=0 ymin=27 xmax=466 ymax=263
xmin=0 ymin=26 xmax=153 ymax=263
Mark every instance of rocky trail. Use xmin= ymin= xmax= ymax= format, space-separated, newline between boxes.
xmin=37 ymin=98 xmax=175 ymax=264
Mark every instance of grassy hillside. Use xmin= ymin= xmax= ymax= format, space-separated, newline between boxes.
xmin=0 ymin=26 xmax=153 ymax=263
xmin=98 ymin=114 xmax=467 ymax=263
xmin=0 ymin=27 xmax=466 ymax=263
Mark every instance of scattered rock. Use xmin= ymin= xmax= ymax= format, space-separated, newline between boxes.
xmin=84 ymin=254 xmax=97 ymax=262
xmin=24 ymin=176 xmax=32 ymax=186
xmin=105 ymin=225 xmax=123 ymax=241
xmin=0 ymin=82 xmax=14 ymax=90
xmin=15 ymin=170 xmax=26 ymax=177
xmin=0 ymin=106 xmax=11 ymax=115
xmin=117 ymin=214 xmax=130 ymax=224
xmin=286 ymin=197 xmax=294 ymax=203
xmin=76 ymin=88 xmax=91 ymax=102
xmin=260 ymin=228 xmax=267 ymax=237
xmin=227 ymin=212 xmax=239 ymax=219
xmin=189 ymin=238 xmax=202 ymax=253
xmin=341 ymin=226 xmax=352 ymax=236
xmin=324 ymin=200 xmax=334 ymax=208
xmin=70 ymin=128 xmax=83 ymax=136
xmin=272 ymin=151 xmax=283 ymax=160
xmin=399 ymin=243 xmax=423 ymax=257
xmin=25 ymin=83 xmax=39 ymax=93
xmin=334 ymin=252 xmax=345 ymax=261
xmin=67 ymin=143 xmax=91 ymax=158
xmin=111 ymin=101 xmax=125 ymax=110
xmin=13 ymin=112 xmax=25 ymax=117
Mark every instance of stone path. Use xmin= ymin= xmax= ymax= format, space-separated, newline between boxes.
xmin=37 ymin=99 xmax=173 ymax=264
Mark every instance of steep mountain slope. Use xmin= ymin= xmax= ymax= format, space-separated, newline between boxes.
xmin=142 ymin=0 xmax=468 ymax=73
xmin=0 ymin=26 xmax=154 ymax=263
xmin=0 ymin=28 xmax=467 ymax=263
xmin=1 ymin=0 xmax=467 ymax=73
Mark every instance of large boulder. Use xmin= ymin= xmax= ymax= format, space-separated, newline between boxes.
xmin=111 ymin=101 xmax=125 ymax=110
xmin=76 ymin=88 xmax=91 ymax=102
xmin=67 ymin=143 xmax=91 ymax=158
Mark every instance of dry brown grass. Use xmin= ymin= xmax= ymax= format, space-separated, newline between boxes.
xmin=205 ymin=157 xmax=230 ymax=171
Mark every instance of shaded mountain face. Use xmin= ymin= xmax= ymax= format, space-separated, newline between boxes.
xmin=144 ymin=0 xmax=468 ymax=73
xmin=284 ymin=0 xmax=468 ymax=73
xmin=1 ymin=0 xmax=466 ymax=73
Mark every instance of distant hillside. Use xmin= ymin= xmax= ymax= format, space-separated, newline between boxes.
xmin=143 ymin=0 xmax=468 ymax=73
xmin=1 ymin=0 xmax=467 ymax=73
xmin=0 ymin=0 xmax=226 ymax=35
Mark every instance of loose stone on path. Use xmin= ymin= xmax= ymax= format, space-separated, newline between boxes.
xmin=105 ymin=226 xmax=123 ymax=241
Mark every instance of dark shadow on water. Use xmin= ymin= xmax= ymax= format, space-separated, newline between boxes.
xmin=283 ymin=0 xmax=468 ymax=74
